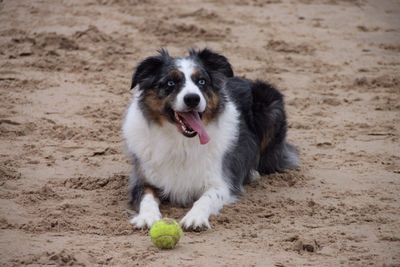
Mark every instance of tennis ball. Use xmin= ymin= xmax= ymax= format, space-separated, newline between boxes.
xmin=149 ymin=218 xmax=183 ymax=249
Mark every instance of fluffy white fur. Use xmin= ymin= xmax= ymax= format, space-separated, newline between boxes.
xmin=123 ymin=88 xmax=239 ymax=229
xmin=129 ymin=193 xmax=161 ymax=229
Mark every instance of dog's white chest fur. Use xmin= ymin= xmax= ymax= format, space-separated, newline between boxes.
xmin=123 ymin=92 xmax=239 ymax=206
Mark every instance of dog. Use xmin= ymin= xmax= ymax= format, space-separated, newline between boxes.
xmin=123 ymin=48 xmax=299 ymax=230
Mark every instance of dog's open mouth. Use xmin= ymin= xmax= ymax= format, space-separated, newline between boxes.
xmin=174 ymin=111 xmax=210 ymax=145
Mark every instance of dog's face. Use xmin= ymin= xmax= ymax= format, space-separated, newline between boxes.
xmin=131 ymin=49 xmax=233 ymax=144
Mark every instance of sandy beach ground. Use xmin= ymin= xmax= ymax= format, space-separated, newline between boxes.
xmin=0 ymin=0 xmax=399 ymax=266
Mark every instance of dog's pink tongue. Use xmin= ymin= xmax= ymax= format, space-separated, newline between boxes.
xmin=178 ymin=112 xmax=210 ymax=145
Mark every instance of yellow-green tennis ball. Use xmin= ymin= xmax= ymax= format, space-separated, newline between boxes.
xmin=149 ymin=219 xmax=183 ymax=249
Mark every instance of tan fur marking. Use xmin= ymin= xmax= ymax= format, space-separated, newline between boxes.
xmin=260 ymin=133 xmax=272 ymax=152
xmin=144 ymin=186 xmax=155 ymax=195
xmin=143 ymin=90 xmax=167 ymax=125
xmin=202 ymin=90 xmax=220 ymax=124
xmin=169 ymin=69 xmax=183 ymax=80
xmin=191 ymin=69 xmax=201 ymax=79
xmin=143 ymin=185 xmax=160 ymax=204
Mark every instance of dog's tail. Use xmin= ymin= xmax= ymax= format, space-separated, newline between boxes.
xmin=251 ymin=80 xmax=299 ymax=175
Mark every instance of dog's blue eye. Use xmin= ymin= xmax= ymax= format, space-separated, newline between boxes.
xmin=198 ymin=79 xmax=206 ymax=85
xmin=167 ymin=81 xmax=175 ymax=87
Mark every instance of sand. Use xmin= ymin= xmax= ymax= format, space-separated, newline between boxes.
xmin=0 ymin=0 xmax=399 ymax=266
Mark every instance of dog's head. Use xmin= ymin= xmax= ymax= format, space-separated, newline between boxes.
xmin=131 ymin=48 xmax=233 ymax=145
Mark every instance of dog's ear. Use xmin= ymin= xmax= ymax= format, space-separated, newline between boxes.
xmin=192 ymin=48 xmax=234 ymax=78
xmin=130 ymin=49 xmax=169 ymax=90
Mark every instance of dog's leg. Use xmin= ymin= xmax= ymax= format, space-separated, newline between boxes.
xmin=130 ymin=186 xmax=162 ymax=229
xmin=251 ymin=80 xmax=299 ymax=174
xmin=180 ymin=186 xmax=232 ymax=230
xmin=128 ymin=157 xmax=162 ymax=229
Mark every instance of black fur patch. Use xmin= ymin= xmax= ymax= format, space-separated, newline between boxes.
xmin=190 ymin=48 xmax=234 ymax=78
xmin=223 ymin=77 xmax=299 ymax=194
xmin=128 ymin=155 xmax=145 ymax=210
xmin=131 ymin=49 xmax=170 ymax=90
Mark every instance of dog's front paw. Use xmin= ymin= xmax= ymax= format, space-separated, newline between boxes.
xmin=130 ymin=211 xmax=161 ymax=229
xmin=180 ymin=209 xmax=211 ymax=231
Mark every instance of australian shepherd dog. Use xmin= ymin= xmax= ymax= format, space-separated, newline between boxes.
xmin=123 ymin=48 xmax=298 ymax=230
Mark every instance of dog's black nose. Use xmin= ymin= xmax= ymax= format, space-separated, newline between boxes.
xmin=184 ymin=93 xmax=201 ymax=108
